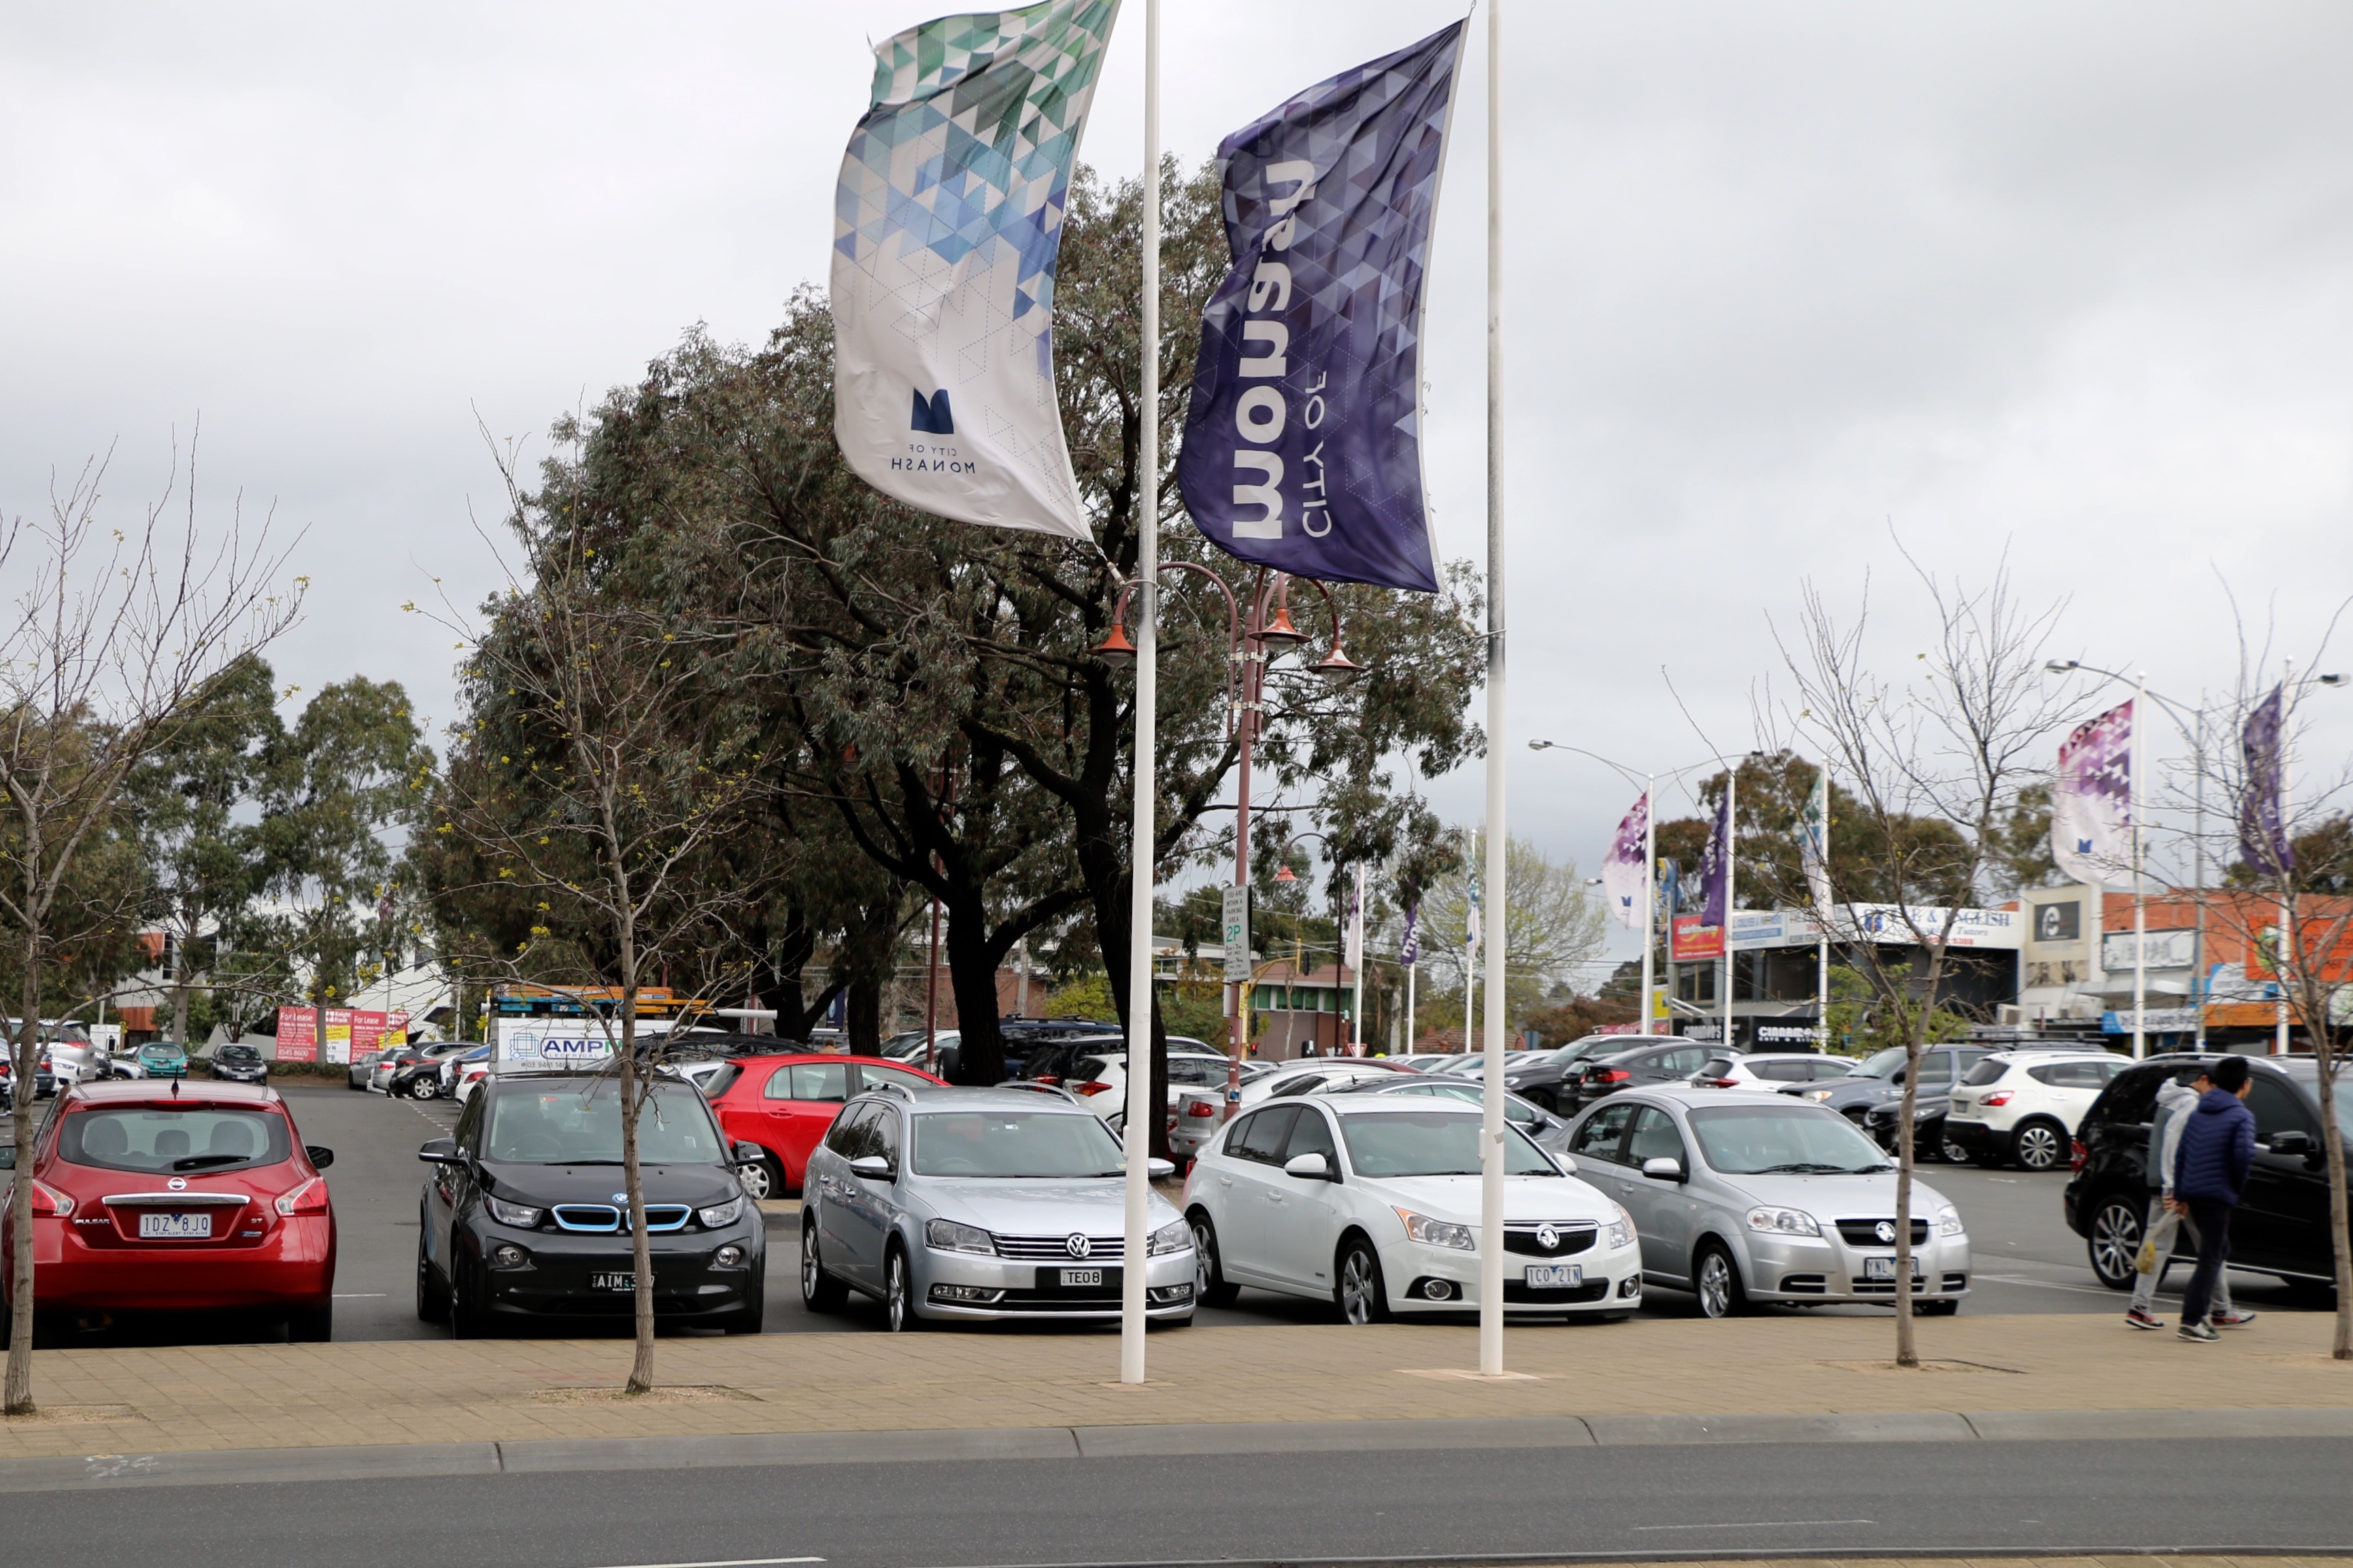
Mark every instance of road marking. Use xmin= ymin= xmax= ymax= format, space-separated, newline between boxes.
xmin=1635 ymin=1520 xmax=1874 ymax=1531
xmin=590 ymin=1559 xmax=823 ymax=1568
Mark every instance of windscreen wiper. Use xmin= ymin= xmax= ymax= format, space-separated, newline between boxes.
xmin=172 ymin=1153 xmax=254 ymax=1172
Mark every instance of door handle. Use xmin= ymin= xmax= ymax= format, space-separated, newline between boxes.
xmin=1218 ymin=1176 xmax=1233 ymax=1187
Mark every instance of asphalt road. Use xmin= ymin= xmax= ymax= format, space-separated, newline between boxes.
xmin=8 ymin=1436 xmax=2353 ymax=1566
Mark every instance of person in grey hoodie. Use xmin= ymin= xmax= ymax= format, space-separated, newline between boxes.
xmin=2125 ymin=1068 xmax=2244 ymax=1330
xmin=2172 ymin=1054 xmax=2259 ymax=1343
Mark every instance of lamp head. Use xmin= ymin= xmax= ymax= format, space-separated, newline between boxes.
xmin=1092 ymin=623 xmax=1137 ymax=664
xmin=2044 ymin=660 xmax=2080 ymax=675
xmin=1310 ymin=638 xmax=1364 ymax=683
xmin=1257 ymin=604 xmax=1310 ymax=647
xmin=1273 ymin=864 xmax=1298 ymax=884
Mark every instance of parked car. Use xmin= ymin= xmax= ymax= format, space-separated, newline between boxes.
xmin=134 ymin=1042 xmax=190 ymax=1081
xmin=1 ymin=1078 xmax=338 ymax=1344
xmin=1793 ymin=1043 xmax=1999 ymax=1125
xmin=1504 ymin=1036 xmax=1647 ymax=1111
xmin=1861 ymin=1091 xmax=1968 ymax=1165
xmin=1568 ymin=1040 xmax=1719 ymax=1110
xmin=0 ymin=1051 xmax=58 ymax=1107
xmin=44 ymin=1034 xmax=104 ymax=1088
xmin=1327 ymin=1073 xmax=1575 ymax=1157
xmin=1235 ymin=1058 xmax=1415 ymax=1108
xmin=702 ymin=1053 xmax=947 ymax=1199
xmin=416 ymin=1071 xmax=766 ymax=1335
xmin=207 ymin=1043 xmax=271 ymax=1085
xmin=1185 ymin=1095 xmax=1638 ymax=1323
xmin=1942 ymin=1049 xmax=2125 ymax=1172
xmin=1049 ymin=1045 xmax=1225 ymax=1116
xmin=2066 ymin=1053 xmax=2352 ymax=1295
xmin=1693 ymin=1052 xmax=1853 ymax=1095
xmin=798 ymin=1083 xmax=1189 ymax=1330
xmin=1561 ymin=1085 xmax=1969 ymax=1318
xmin=348 ymin=1049 xmax=389 ymax=1091
xmin=386 ymin=1042 xmax=479 ymax=1101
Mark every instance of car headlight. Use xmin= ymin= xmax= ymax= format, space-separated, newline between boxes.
xmin=1936 ymin=1204 xmax=1965 ymax=1237
xmin=1148 ymin=1219 xmax=1192 ymax=1256
xmin=484 ymin=1197 xmax=543 ymax=1228
xmin=1746 ymin=1205 xmax=1822 ymax=1237
xmin=697 ymin=1197 xmax=745 ymax=1228
xmin=925 ymin=1217 xmax=997 ymax=1255
xmin=1606 ymin=1202 xmax=1636 ymax=1250
xmin=1393 ymin=1207 xmax=1476 ymax=1250
xmin=1801 ymin=1087 xmax=1835 ymax=1102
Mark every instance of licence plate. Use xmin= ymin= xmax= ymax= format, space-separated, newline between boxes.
xmin=590 ymin=1272 xmax=639 ymax=1291
xmin=139 ymin=1212 xmax=211 ymax=1240
xmin=1864 ymin=1256 xmax=1923 ymax=1281
xmin=1525 ymin=1263 xmax=1582 ymax=1289
xmin=1059 ymin=1268 xmax=1104 ymax=1288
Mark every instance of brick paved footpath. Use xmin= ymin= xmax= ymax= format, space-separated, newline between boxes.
xmin=1 ymin=1310 xmax=2349 ymax=1460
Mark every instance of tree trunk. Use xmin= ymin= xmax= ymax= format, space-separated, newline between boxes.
xmin=943 ymin=900 xmax=1004 ymax=1085
xmin=7 ymin=927 xmax=46 ymax=1414
xmin=619 ymin=961 xmax=656 ymax=1395
xmin=846 ymin=979 xmax=882 ymax=1057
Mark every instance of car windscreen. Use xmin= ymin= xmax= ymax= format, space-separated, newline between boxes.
xmin=485 ymin=1083 xmax=728 ymax=1164
xmin=141 ymin=1044 xmax=186 ymax=1061
xmin=909 ymin=1110 xmax=1124 ymax=1178
xmin=1336 ymin=1110 xmax=1559 ymax=1177
xmin=217 ymin=1046 xmax=261 ymax=1062
xmin=61 ymin=1106 xmax=292 ymax=1174
xmin=1686 ymin=1104 xmax=1892 ymax=1175
xmin=1852 ymin=1047 xmax=1907 ymax=1080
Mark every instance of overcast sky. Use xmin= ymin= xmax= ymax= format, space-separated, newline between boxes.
xmin=5 ymin=1 xmax=2348 ymax=964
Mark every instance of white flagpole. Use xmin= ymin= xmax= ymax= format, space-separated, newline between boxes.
xmin=1407 ymin=959 xmax=1417 ymax=1049
xmin=1478 ymin=0 xmax=1508 ymax=1379
xmin=1118 ymin=0 xmax=1161 ymax=1386
xmin=1350 ymin=866 xmax=1366 ymax=1052
xmin=2132 ymin=673 xmax=2147 ymax=1060
xmin=1722 ymin=767 xmax=1737 ymax=1052
xmin=1639 ymin=776 xmax=1655 ymax=1036
xmin=1816 ymin=774 xmax=1831 ymax=1044
xmin=2278 ymin=658 xmax=2294 ymax=1056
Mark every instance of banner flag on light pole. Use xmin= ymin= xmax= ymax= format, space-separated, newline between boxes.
xmin=2240 ymin=685 xmax=2294 ymax=879
xmin=830 ymin=1 xmax=1119 ymax=540
xmin=1601 ymin=793 xmax=1650 ymax=930
xmin=1176 ymin=22 xmax=1466 ymax=591
xmin=2051 ymin=700 xmax=2134 ymax=885
xmin=1798 ymin=768 xmax=1832 ymax=915
xmin=1399 ymin=904 xmax=1420 ymax=965
xmin=1699 ymin=788 xmax=1733 ymax=928
xmin=1344 ymin=869 xmax=1366 ymax=970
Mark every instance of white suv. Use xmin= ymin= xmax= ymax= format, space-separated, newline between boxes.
xmin=1943 ymin=1049 xmax=2125 ymax=1172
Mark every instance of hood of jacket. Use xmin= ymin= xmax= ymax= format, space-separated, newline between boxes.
xmin=2194 ymin=1086 xmax=2245 ymax=1118
xmin=2156 ymin=1078 xmax=2199 ymax=1117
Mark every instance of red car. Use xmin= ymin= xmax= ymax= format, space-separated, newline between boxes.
xmin=705 ymin=1053 xmax=944 ymax=1198
xmin=1 ymin=1078 xmax=337 ymax=1344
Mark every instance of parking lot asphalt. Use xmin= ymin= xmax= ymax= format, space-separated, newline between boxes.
xmin=236 ymin=1082 xmax=2316 ymax=1342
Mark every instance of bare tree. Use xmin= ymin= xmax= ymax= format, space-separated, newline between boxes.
xmin=0 ymin=443 xmax=300 ymax=1412
xmin=1767 ymin=554 xmax=2073 ymax=1366
xmin=426 ymin=434 xmax=768 ymax=1393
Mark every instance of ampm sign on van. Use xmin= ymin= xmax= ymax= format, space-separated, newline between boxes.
xmin=489 ymin=1019 xmax=618 ymax=1069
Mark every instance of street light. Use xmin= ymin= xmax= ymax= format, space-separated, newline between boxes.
xmin=1098 ymin=567 xmax=1363 ymax=1114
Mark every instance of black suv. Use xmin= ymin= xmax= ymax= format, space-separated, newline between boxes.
xmin=1567 ymin=1040 xmax=1717 ymax=1110
xmin=2065 ymin=1053 xmax=2349 ymax=1294
xmin=1503 ymin=1036 xmax=1636 ymax=1112
xmin=416 ymin=1072 xmax=767 ymax=1335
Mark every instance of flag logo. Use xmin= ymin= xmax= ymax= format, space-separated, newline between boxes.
xmin=910 ymin=388 xmax=955 ymax=435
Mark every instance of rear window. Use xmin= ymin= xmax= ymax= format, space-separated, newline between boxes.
xmin=1962 ymin=1059 xmax=2009 ymax=1087
xmin=1699 ymin=1057 xmax=1737 ymax=1078
xmin=1756 ymin=1061 xmax=1812 ymax=1082
xmin=61 ymin=1106 xmax=292 ymax=1174
xmin=1168 ymin=1056 xmax=1230 ymax=1087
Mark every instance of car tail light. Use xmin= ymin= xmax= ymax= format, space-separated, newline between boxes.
xmin=1980 ymin=1091 xmax=2012 ymax=1107
xmin=1702 ymin=1077 xmax=1738 ymax=1088
xmin=1032 ymin=1074 xmax=1061 ymax=1087
xmin=1596 ymin=1069 xmax=1630 ymax=1085
xmin=1185 ymin=1100 xmax=1217 ymax=1118
xmin=1071 ymin=1080 xmax=1111 ymax=1097
xmin=28 ymin=1180 xmax=75 ymax=1217
xmin=276 ymin=1177 xmax=328 ymax=1216
xmin=2070 ymin=1138 xmax=2088 ymax=1174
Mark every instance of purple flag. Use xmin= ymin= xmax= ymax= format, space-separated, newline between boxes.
xmin=1399 ymin=905 xmax=1420 ymax=966
xmin=2241 ymin=685 xmax=2293 ymax=878
xmin=1699 ymin=789 xmax=1733 ymax=929
xmin=1176 ymin=23 xmax=1464 ymax=591
xmin=2051 ymin=700 xmax=2133 ymax=885
xmin=1600 ymin=794 xmax=1650 ymax=930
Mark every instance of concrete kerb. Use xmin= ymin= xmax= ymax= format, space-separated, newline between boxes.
xmin=10 ymin=1408 xmax=2353 ymax=1493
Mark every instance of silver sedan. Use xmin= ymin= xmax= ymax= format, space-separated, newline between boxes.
xmin=1560 ymin=1085 xmax=1971 ymax=1318
xmin=798 ymin=1085 xmax=1195 ymax=1331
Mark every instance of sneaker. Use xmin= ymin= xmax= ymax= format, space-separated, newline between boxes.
xmin=2125 ymin=1307 xmax=2165 ymax=1331
xmin=2212 ymin=1310 xmax=2258 ymax=1329
xmin=2178 ymin=1321 xmax=2220 ymax=1343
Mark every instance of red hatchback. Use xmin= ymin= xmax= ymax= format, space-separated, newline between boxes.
xmin=705 ymin=1053 xmax=944 ymax=1198
xmin=1 ymin=1079 xmax=337 ymax=1343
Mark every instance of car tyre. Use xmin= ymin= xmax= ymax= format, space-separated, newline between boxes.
xmin=1336 ymin=1234 xmax=1391 ymax=1325
xmin=1940 ymin=1136 xmax=1971 ymax=1165
xmin=2086 ymin=1194 xmax=2143 ymax=1291
xmin=739 ymin=1154 xmax=781 ymax=1201
xmin=722 ymin=1285 xmax=766 ymax=1335
xmin=416 ymin=1230 xmax=450 ymax=1324
xmin=1694 ymin=1240 xmax=1748 ymax=1319
xmin=288 ymin=1301 xmax=333 ymax=1342
xmin=800 ymin=1221 xmax=847 ymax=1313
xmin=1189 ymin=1212 xmax=1239 ymax=1308
xmin=449 ymin=1265 xmax=490 ymax=1338
xmin=405 ymin=1077 xmax=436 ymax=1102
xmin=2012 ymin=1117 xmax=2067 ymax=1173
xmin=883 ymin=1244 xmax=922 ymax=1332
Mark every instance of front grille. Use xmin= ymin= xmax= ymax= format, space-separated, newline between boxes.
xmin=996 ymin=1233 xmax=1121 ymax=1261
xmin=1502 ymin=1279 xmax=1610 ymax=1305
xmin=1835 ymin=1218 xmax=1929 ymax=1248
xmin=549 ymin=1204 xmax=692 ymax=1233
xmin=1502 ymin=1222 xmax=1597 ymax=1258
xmin=1778 ymin=1274 xmax=1829 ymax=1294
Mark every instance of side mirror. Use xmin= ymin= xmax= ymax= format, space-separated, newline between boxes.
xmin=732 ymin=1141 xmax=766 ymax=1168
xmin=2269 ymin=1129 xmax=2315 ymax=1157
xmin=0 ymin=1146 xmax=14 ymax=1170
xmin=1147 ymin=1157 xmax=1176 ymax=1180
xmin=306 ymin=1145 xmax=335 ymax=1170
xmin=1641 ymin=1156 xmax=1685 ymax=1182
xmin=1553 ymin=1153 xmax=1577 ymax=1174
xmin=1282 ymin=1151 xmax=1330 ymax=1180
xmin=416 ymin=1137 xmax=459 ymax=1165
xmin=848 ymin=1154 xmax=892 ymax=1180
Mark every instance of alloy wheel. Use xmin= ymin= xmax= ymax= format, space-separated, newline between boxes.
xmin=2015 ymin=1122 xmax=2063 ymax=1172
xmin=1338 ymin=1244 xmax=1385 ymax=1325
xmin=2089 ymin=1199 xmax=2142 ymax=1289
xmin=1194 ymin=1225 xmax=1215 ymax=1301
xmin=801 ymin=1227 xmax=821 ymax=1298
xmin=885 ymin=1250 xmax=911 ymax=1332
xmin=1697 ymin=1250 xmax=1736 ymax=1318
xmin=1941 ymin=1137 xmax=1970 ymax=1165
xmin=741 ymin=1160 xmax=773 ymax=1201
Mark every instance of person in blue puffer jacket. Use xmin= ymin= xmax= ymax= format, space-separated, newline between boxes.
xmin=2171 ymin=1054 xmax=2258 ymax=1343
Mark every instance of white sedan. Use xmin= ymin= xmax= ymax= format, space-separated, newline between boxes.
xmin=1183 ymin=1095 xmax=1640 ymax=1323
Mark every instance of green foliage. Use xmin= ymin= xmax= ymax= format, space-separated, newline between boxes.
xmin=1821 ymin=963 xmax=1971 ymax=1057
xmin=1043 ymin=972 xmax=1117 ymax=1021
xmin=1413 ymin=833 xmax=1608 ymax=1025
